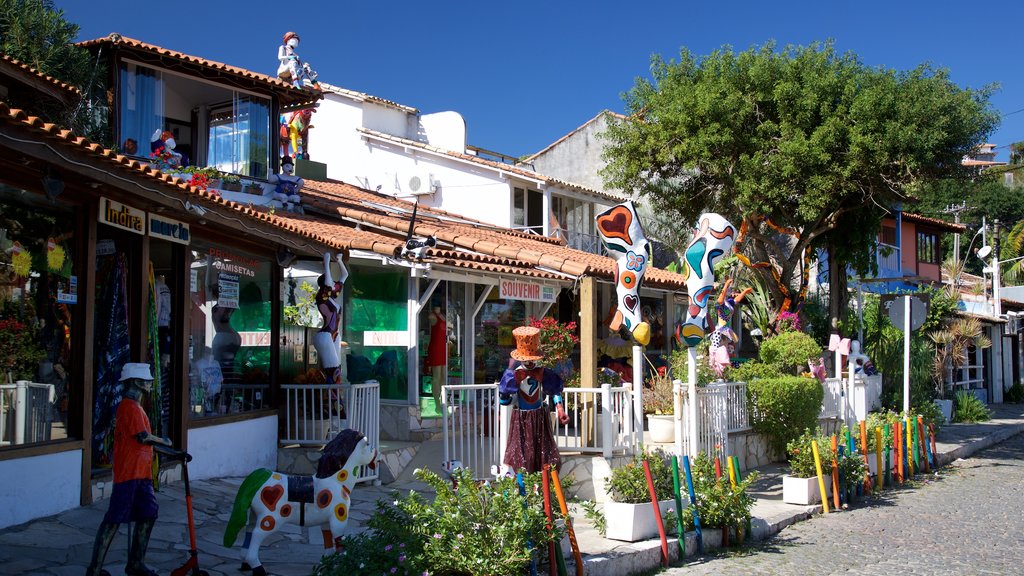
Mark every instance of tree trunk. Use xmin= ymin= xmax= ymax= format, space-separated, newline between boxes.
xmin=827 ymin=243 xmax=848 ymax=334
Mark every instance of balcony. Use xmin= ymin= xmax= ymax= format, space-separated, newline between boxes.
xmin=876 ymin=242 xmax=901 ymax=277
xmin=555 ymin=228 xmax=604 ymax=255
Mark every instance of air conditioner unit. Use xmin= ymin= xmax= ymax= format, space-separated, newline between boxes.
xmin=406 ymin=171 xmax=435 ymax=196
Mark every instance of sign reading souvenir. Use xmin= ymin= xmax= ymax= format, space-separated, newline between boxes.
xmin=363 ymin=330 xmax=411 ymax=347
xmin=98 ymin=197 xmax=145 ymax=235
xmin=499 ymin=279 xmax=557 ymax=303
xmin=218 ymin=272 xmax=240 ymax=309
xmin=149 ymin=214 xmax=191 ymax=245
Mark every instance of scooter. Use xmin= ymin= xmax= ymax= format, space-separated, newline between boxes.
xmin=154 ymin=444 xmax=209 ymax=576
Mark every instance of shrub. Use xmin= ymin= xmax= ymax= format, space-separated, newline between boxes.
xmin=527 ymin=316 xmax=579 ymax=367
xmin=786 ymin=428 xmax=835 ymax=478
xmin=729 ymin=360 xmax=783 ymax=383
xmin=605 ymin=449 xmax=674 ymax=503
xmin=953 ymin=391 xmax=992 ymax=423
xmin=911 ymin=398 xmax=944 ymax=434
xmin=687 ymin=452 xmax=758 ymax=529
xmin=315 ymin=468 xmax=561 ymax=576
xmin=1006 ymin=381 xmax=1024 ymax=404
xmin=836 ymin=446 xmax=868 ymax=495
xmin=747 ymin=376 xmax=824 ymax=456
xmin=864 ymin=410 xmax=901 ymax=452
xmin=757 ymin=331 xmax=822 ymax=375
xmin=643 ymin=372 xmax=674 ymax=415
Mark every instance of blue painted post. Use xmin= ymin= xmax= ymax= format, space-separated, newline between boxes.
xmin=682 ymin=455 xmax=703 ymax=555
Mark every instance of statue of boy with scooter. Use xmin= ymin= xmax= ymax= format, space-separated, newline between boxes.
xmin=86 ymin=363 xmax=172 ymax=576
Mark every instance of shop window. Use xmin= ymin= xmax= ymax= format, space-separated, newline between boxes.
xmin=475 ymin=286 xmax=526 ymax=384
xmin=417 ymin=281 xmax=466 ymax=416
xmin=916 ymin=231 xmax=938 ymax=264
xmin=188 ymin=244 xmax=272 ymax=418
xmin=344 ymin=263 xmax=408 ymax=401
xmin=0 ymin=186 xmax=76 ymax=448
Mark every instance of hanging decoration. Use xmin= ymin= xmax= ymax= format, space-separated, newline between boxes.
xmin=47 ymin=238 xmax=66 ymax=272
xmin=9 ymin=241 xmax=31 ymax=277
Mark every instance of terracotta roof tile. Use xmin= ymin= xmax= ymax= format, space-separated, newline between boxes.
xmin=899 ymin=212 xmax=967 ymax=233
xmin=76 ymin=34 xmax=320 ymax=108
xmin=0 ymin=53 xmax=81 ymax=102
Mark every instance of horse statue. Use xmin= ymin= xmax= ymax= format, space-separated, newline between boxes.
xmin=223 ymin=429 xmax=377 ymax=576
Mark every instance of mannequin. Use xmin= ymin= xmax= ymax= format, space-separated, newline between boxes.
xmin=276 ymin=31 xmax=317 ymax=88
xmin=85 ymin=363 xmax=172 ymax=576
xmin=315 ymin=251 xmax=349 ymax=428
xmin=425 ymin=306 xmax=447 ymax=406
xmin=207 ymin=255 xmax=241 ymax=378
xmin=155 ymin=274 xmax=171 ymax=369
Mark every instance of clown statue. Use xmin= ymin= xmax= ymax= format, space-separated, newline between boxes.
xmin=499 ymin=326 xmax=569 ymax=473
xmin=268 ymin=156 xmax=304 ymax=212
xmin=679 ymin=213 xmax=737 ymax=348
xmin=277 ymin=32 xmax=317 ymax=89
xmin=708 ymin=277 xmax=752 ymax=377
xmin=149 ymin=129 xmax=185 ymax=168
xmin=86 ymin=363 xmax=172 ymax=576
xmin=596 ymin=201 xmax=652 ymax=346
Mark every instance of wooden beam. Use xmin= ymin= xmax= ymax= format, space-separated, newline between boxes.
xmin=80 ymin=198 xmax=98 ymax=505
xmin=580 ymin=276 xmax=597 ymax=388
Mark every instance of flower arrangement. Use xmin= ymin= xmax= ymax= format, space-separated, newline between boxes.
xmin=527 ymin=316 xmax=579 ymax=366
xmin=642 ymin=368 xmax=674 ymax=415
xmin=149 ymin=146 xmax=178 ymax=171
xmin=786 ymin=428 xmax=835 ymax=478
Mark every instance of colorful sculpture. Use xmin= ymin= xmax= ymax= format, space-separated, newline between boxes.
xmin=316 ymin=251 xmax=348 ymax=431
xmin=708 ymin=277 xmax=751 ymax=376
xmin=679 ymin=213 xmax=737 ymax=348
xmin=276 ymin=31 xmax=318 ymax=89
xmin=149 ymin=129 xmax=185 ymax=168
xmin=268 ymin=156 xmax=305 ymax=212
xmin=223 ymin=429 xmax=377 ymax=576
xmin=596 ymin=201 xmax=652 ymax=346
xmin=499 ymin=326 xmax=569 ymax=473
xmin=86 ymin=363 xmax=172 ymax=576
xmin=279 ymin=109 xmax=314 ymax=160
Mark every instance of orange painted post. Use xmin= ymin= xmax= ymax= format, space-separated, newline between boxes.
xmin=831 ymin=435 xmax=840 ymax=509
xmin=714 ymin=456 xmax=723 ymax=479
xmin=906 ymin=418 xmax=914 ymax=477
xmin=811 ymin=440 xmax=830 ymax=514
xmin=859 ymin=421 xmax=871 ymax=491
xmin=874 ymin=427 xmax=883 ymax=490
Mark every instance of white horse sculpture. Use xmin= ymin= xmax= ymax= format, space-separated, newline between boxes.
xmin=223 ymin=429 xmax=377 ymax=576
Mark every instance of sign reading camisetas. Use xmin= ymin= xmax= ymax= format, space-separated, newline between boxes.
xmin=499 ymin=279 xmax=557 ymax=302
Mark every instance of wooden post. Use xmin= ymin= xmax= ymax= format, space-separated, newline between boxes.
xmin=80 ymin=199 xmax=99 ymax=505
xmin=580 ymin=276 xmax=597 ymax=447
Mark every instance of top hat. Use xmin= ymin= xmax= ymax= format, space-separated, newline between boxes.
xmin=119 ymin=362 xmax=154 ymax=382
xmin=510 ymin=326 xmax=543 ymax=362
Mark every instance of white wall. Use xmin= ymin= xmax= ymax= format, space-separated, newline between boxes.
xmin=187 ymin=415 xmax=277 ymax=480
xmin=0 ymin=449 xmax=82 ymax=529
xmin=419 ymin=111 xmax=466 ymax=151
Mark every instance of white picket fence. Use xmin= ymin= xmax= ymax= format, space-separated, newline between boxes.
xmin=440 ymin=383 xmax=502 ymax=479
xmin=0 ymin=381 xmax=55 ymax=446
xmin=552 ymin=384 xmax=635 ymax=457
xmin=280 ymin=380 xmax=381 ymax=484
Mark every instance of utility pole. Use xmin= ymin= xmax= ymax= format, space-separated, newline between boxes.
xmin=942 ymin=202 xmax=969 ymax=268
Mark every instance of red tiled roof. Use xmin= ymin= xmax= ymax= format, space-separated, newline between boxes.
xmin=76 ymin=34 xmax=320 ymax=108
xmin=899 ymin=212 xmax=966 ymax=233
xmin=317 ymin=81 xmax=418 ymax=114
xmin=357 ymin=127 xmax=629 ymax=204
xmin=0 ymin=53 xmax=81 ymax=103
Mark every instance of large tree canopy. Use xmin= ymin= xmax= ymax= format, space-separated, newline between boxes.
xmin=602 ymin=42 xmax=998 ymax=327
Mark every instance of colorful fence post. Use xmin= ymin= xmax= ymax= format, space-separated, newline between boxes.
xmin=643 ymin=459 xmax=669 ymax=567
xmin=542 ymin=465 xmax=557 ymax=576
xmin=831 ymin=435 xmax=840 ymax=510
xmin=929 ymin=423 xmax=937 ymax=469
xmin=671 ymin=456 xmax=687 ymax=559
xmin=811 ymin=439 xmax=830 ymax=514
xmin=884 ymin=423 xmax=892 ymax=487
xmin=859 ymin=420 xmax=871 ymax=492
xmin=683 ymin=455 xmax=704 ymax=555
xmin=551 ymin=470 xmax=583 ymax=576
xmin=874 ymin=427 xmax=883 ymax=490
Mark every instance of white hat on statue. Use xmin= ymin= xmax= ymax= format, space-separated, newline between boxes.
xmin=119 ymin=362 xmax=154 ymax=381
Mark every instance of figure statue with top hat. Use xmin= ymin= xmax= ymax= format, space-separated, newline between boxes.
xmin=498 ymin=326 xmax=569 ymax=474
xmin=85 ymin=363 xmax=172 ymax=576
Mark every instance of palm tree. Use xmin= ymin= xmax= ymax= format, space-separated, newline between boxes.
xmin=929 ymin=316 xmax=990 ymax=399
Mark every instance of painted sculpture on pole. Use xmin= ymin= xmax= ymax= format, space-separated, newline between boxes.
xmin=223 ymin=429 xmax=377 ymax=576
xmin=708 ymin=277 xmax=752 ymax=377
xmin=596 ymin=201 xmax=652 ymax=346
xmin=316 ymin=252 xmax=349 ymax=432
xmin=679 ymin=213 xmax=737 ymax=348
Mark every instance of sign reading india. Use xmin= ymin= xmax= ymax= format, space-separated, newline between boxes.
xmin=363 ymin=330 xmax=410 ymax=347
xmin=499 ymin=279 xmax=556 ymax=302
xmin=149 ymin=214 xmax=191 ymax=245
xmin=99 ymin=197 xmax=145 ymax=235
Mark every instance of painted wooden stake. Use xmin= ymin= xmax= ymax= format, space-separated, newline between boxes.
xmin=859 ymin=421 xmax=871 ymax=491
xmin=683 ymin=455 xmax=703 ymax=555
xmin=642 ymin=459 xmax=669 ymax=567
xmin=906 ymin=419 xmax=914 ymax=477
xmin=671 ymin=457 xmax=687 ymax=559
xmin=542 ymin=465 xmax=557 ymax=576
xmin=929 ymin=423 xmax=937 ymax=469
xmin=837 ymin=445 xmax=846 ymax=506
xmin=894 ymin=423 xmax=902 ymax=483
xmin=551 ymin=469 xmax=583 ymax=576
xmin=917 ymin=417 xmax=928 ymax=473
xmin=874 ymin=427 xmax=883 ymax=490
xmin=727 ymin=456 xmax=737 ymax=488
xmin=884 ymin=424 xmax=892 ymax=487
xmin=811 ymin=440 xmax=830 ymax=514
xmin=714 ymin=456 xmax=723 ymax=479
xmin=831 ymin=435 xmax=840 ymax=509
xmin=732 ymin=457 xmax=751 ymax=542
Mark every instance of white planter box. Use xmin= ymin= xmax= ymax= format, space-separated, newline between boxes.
xmin=604 ymin=499 xmax=676 ymax=542
xmin=646 ymin=414 xmax=675 ymax=444
xmin=934 ymin=399 xmax=953 ymax=424
xmin=782 ymin=474 xmax=831 ymax=505
xmin=866 ymin=449 xmax=895 ymax=476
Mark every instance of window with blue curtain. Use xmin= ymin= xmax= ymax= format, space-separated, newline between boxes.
xmin=118 ymin=62 xmax=163 ymax=157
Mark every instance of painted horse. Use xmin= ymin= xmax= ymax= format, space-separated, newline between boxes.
xmin=596 ymin=201 xmax=652 ymax=346
xmin=223 ymin=429 xmax=377 ymax=576
xmin=679 ymin=213 xmax=737 ymax=348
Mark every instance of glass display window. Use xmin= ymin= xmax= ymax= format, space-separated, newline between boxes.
xmin=344 ymin=263 xmax=408 ymax=401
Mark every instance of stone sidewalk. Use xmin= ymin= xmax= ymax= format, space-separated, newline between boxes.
xmin=2 ymin=403 xmax=1022 ymax=576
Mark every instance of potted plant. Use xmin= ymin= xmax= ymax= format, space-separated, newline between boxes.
xmin=782 ymin=428 xmax=834 ymax=505
xmin=602 ymin=449 xmax=675 ymax=541
xmin=219 ymin=173 xmax=243 ymax=192
xmin=864 ymin=410 xmax=898 ymax=476
xmin=527 ymin=315 xmax=579 ymax=381
xmin=688 ymin=451 xmax=758 ymax=542
xmin=643 ymin=369 xmax=675 ymax=443
xmin=930 ymin=316 xmax=989 ymax=423
xmin=244 ymin=181 xmax=267 ymax=196
xmin=0 ymin=314 xmax=45 ymax=382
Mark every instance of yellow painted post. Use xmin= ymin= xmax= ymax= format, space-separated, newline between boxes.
xmin=811 ymin=440 xmax=830 ymax=514
xmin=874 ymin=427 xmax=883 ymax=490
xmin=727 ymin=456 xmax=737 ymax=488
xmin=906 ymin=418 xmax=914 ymax=477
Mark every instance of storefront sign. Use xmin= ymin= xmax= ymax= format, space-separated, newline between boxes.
xmin=218 ymin=273 xmax=240 ymax=309
xmin=499 ymin=279 xmax=556 ymax=302
xmin=149 ymin=214 xmax=191 ymax=245
xmin=363 ymin=330 xmax=410 ymax=347
xmin=98 ymin=197 xmax=145 ymax=235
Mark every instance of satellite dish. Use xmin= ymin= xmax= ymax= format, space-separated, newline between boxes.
xmin=977 ymin=245 xmax=992 ymax=259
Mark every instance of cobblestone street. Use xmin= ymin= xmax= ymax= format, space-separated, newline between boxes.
xmin=669 ymin=431 xmax=1024 ymax=575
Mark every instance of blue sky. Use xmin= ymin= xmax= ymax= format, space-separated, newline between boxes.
xmin=60 ymin=1 xmax=1024 ymax=161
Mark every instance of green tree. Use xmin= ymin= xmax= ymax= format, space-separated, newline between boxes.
xmin=0 ymin=0 xmax=107 ymax=139
xmin=602 ymin=41 xmax=998 ymax=329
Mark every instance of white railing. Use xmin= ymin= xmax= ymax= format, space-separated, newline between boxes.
xmin=555 ymin=228 xmax=604 ymax=255
xmin=674 ymin=381 xmax=729 ymax=460
xmin=0 ymin=381 xmax=55 ymax=446
xmin=552 ymin=384 xmax=634 ymax=457
xmin=821 ymin=377 xmax=843 ymax=419
xmin=720 ymin=381 xmax=751 ymax=433
xmin=280 ymin=381 xmax=381 ymax=484
xmin=876 ymin=242 xmax=901 ymax=273
xmin=441 ymin=383 xmax=501 ymax=480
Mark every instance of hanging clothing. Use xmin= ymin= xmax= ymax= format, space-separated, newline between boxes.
xmin=426 ymin=310 xmax=447 ymax=368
